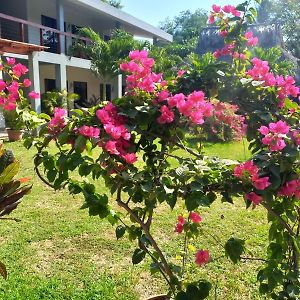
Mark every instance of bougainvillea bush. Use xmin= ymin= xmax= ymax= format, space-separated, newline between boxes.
xmin=19 ymin=1 xmax=300 ymax=299
xmin=0 ymin=57 xmax=45 ymax=131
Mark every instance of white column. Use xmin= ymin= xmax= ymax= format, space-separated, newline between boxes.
xmin=117 ymin=74 xmax=122 ymax=98
xmin=55 ymin=63 xmax=67 ymax=91
xmin=56 ymin=0 xmax=65 ymax=54
xmin=28 ymin=52 xmax=41 ymax=113
xmin=0 ymin=55 xmax=3 ymax=80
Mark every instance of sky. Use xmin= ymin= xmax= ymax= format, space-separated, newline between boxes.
xmin=122 ymin=0 xmax=242 ymax=27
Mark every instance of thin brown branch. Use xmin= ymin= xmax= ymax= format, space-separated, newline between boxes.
xmin=262 ymin=202 xmax=295 ymax=237
xmin=116 ymin=186 xmax=175 ymax=286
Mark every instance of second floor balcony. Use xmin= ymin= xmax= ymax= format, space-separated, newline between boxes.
xmin=0 ymin=12 xmax=90 ymax=56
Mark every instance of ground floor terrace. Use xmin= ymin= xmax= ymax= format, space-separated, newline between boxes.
xmin=0 ymin=50 xmax=124 ymax=128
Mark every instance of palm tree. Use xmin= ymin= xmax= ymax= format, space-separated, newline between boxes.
xmin=73 ymin=28 xmax=143 ymax=100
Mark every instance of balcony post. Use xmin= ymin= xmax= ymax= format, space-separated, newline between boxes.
xmin=55 ymin=63 xmax=67 ymax=91
xmin=0 ymin=55 xmax=3 ymax=80
xmin=56 ymin=0 xmax=65 ymax=54
xmin=28 ymin=52 xmax=41 ymax=113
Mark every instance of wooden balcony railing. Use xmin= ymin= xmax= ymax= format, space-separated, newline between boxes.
xmin=0 ymin=12 xmax=90 ymax=55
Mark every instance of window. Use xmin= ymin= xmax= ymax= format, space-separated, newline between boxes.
xmin=100 ymin=84 xmax=111 ymax=100
xmin=41 ymin=15 xmax=58 ymax=53
xmin=74 ymin=81 xmax=87 ymax=106
xmin=44 ymin=79 xmax=56 ymax=92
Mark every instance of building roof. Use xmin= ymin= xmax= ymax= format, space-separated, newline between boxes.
xmin=68 ymin=0 xmax=172 ymax=42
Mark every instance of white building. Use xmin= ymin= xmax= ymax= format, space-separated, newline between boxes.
xmin=0 ymin=0 xmax=172 ymax=115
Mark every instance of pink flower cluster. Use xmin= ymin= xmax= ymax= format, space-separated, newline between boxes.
xmin=234 ymin=160 xmax=270 ymax=191
xmin=259 ymin=120 xmax=290 ymax=152
xmin=210 ymin=101 xmax=246 ymax=139
xmin=160 ymin=91 xmax=213 ymax=125
xmin=246 ymin=192 xmax=262 ymax=206
xmin=244 ymin=31 xmax=258 ymax=47
xmin=246 ymin=58 xmax=300 ymax=104
xmin=0 ymin=80 xmax=19 ymax=110
xmin=278 ymin=179 xmax=300 ymax=200
xmin=78 ymin=125 xmax=100 ymax=138
xmin=120 ymin=50 xmax=162 ymax=93
xmin=12 ymin=63 xmax=28 ymax=78
xmin=213 ymin=43 xmax=236 ymax=59
xmin=0 ymin=58 xmax=39 ymax=111
xmin=195 ymin=249 xmax=210 ymax=267
xmin=175 ymin=212 xmax=202 ymax=234
xmin=208 ymin=4 xmax=241 ymax=24
xmin=48 ymin=107 xmax=68 ymax=134
xmin=96 ymin=103 xmax=137 ymax=164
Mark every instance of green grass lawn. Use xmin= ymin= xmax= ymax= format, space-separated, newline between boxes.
xmin=0 ymin=140 xmax=268 ymax=300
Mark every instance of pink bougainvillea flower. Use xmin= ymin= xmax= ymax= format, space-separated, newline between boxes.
xmin=212 ymin=4 xmax=221 ymax=13
xmin=105 ymin=140 xmax=120 ymax=155
xmin=0 ymin=80 xmax=6 ymax=92
xmin=195 ymin=250 xmax=210 ymax=267
xmin=177 ymin=215 xmax=185 ymax=225
xmin=278 ymin=179 xmax=300 ymax=199
xmin=175 ymin=215 xmax=185 ymax=234
xmin=207 ymin=15 xmax=215 ymax=24
xmin=189 ymin=211 xmax=202 ymax=223
xmin=233 ymin=160 xmax=259 ymax=181
xmin=259 ymin=126 xmax=269 ymax=135
xmin=122 ymin=152 xmax=137 ymax=164
xmin=48 ymin=107 xmax=67 ymax=134
xmin=246 ymin=192 xmax=262 ymax=205
xmin=259 ymin=121 xmax=290 ymax=152
xmin=175 ymin=223 xmax=184 ymax=234
xmin=29 ymin=91 xmax=40 ymax=99
xmin=78 ymin=126 xmax=100 ymax=139
xmin=23 ymin=79 xmax=31 ymax=87
xmin=6 ymin=57 xmax=16 ymax=65
xmin=12 ymin=63 xmax=28 ymax=78
xmin=177 ymin=70 xmax=185 ymax=77
xmin=157 ymin=90 xmax=169 ymax=102
xmin=253 ymin=177 xmax=271 ymax=190
xmin=269 ymin=120 xmax=289 ymax=135
xmin=219 ymin=30 xmax=228 ymax=38
xmin=157 ymin=105 xmax=174 ymax=124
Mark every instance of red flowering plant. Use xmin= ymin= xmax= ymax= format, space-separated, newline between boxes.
xmin=25 ymin=1 xmax=300 ymax=299
xmin=0 ymin=57 xmax=46 ymax=131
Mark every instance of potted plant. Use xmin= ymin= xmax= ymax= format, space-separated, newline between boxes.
xmin=27 ymin=2 xmax=300 ymax=299
xmin=3 ymin=109 xmax=25 ymax=141
xmin=41 ymin=89 xmax=79 ymax=116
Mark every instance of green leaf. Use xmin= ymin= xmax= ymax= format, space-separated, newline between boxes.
xmin=47 ymin=169 xmax=57 ymax=182
xmin=175 ymin=291 xmax=188 ymax=300
xmin=197 ymin=280 xmax=212 ymax=299
xmin=225 ymin=237 xmax=245 ymax=263
xmin=249 ymin=7 xmax=257 ymax=17
xmin=132 ymin=248 xmax=146 ymax=265
xmin=116 ymin=225 xmax=126 ymax=240
xmin=0 ymin=161 xmax=20 ymax=185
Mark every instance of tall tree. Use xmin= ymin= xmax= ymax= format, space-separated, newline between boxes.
xmin=160 ymin=9 xmax=208 ymax=45
xmin=257 ymin=0 xmax=300 ymax=59
xmin=74 ymin=29 xmax=142 ymax=100
xmin=101 ymin=0 xmax=123 ymax=9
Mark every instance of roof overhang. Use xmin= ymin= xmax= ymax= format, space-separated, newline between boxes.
xmin=0 ymin=39 xmax=48 ymax=55
xmin=68 ymin=0 xmax=173 ymax=42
